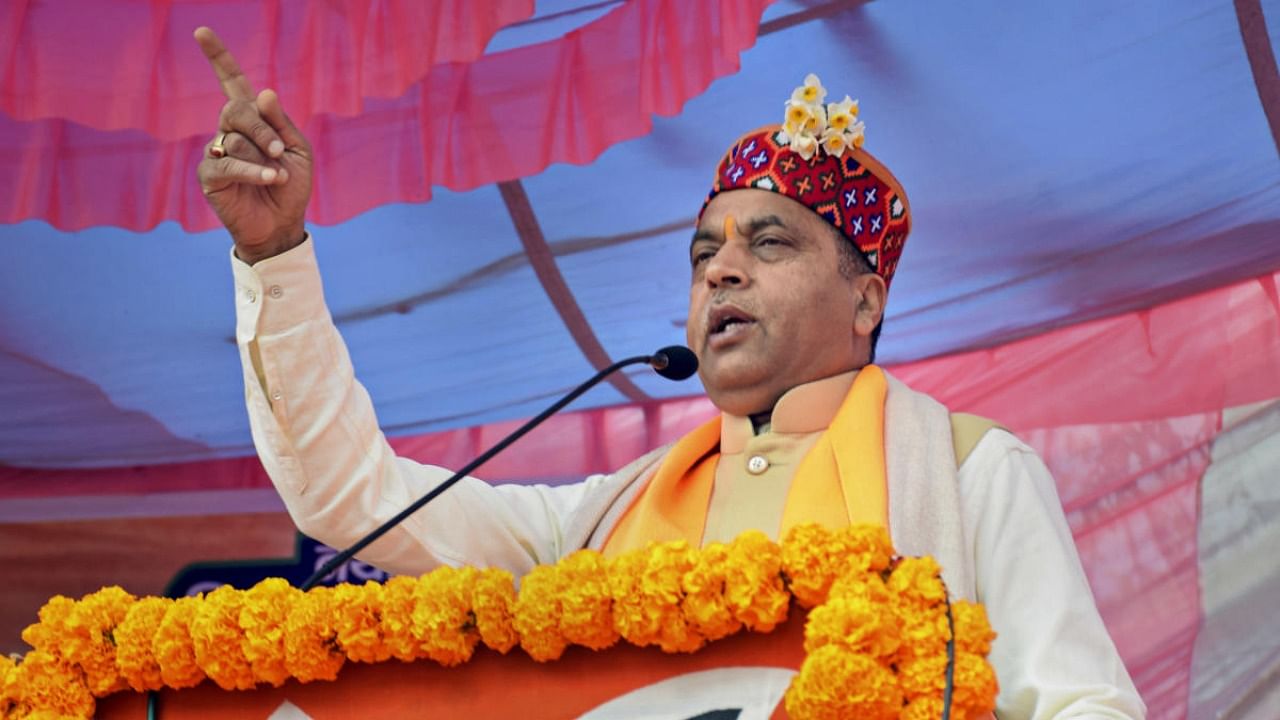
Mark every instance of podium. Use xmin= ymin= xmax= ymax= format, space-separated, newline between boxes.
xmin=96 ymin=608 xmax=808 ymax=719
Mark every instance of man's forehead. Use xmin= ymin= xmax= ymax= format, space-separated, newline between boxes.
xmin=695 ymin=190 xmax=810 ymax=236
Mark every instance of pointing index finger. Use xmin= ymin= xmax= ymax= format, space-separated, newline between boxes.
xmin=194 ymin=26 xmax=255 ymax=101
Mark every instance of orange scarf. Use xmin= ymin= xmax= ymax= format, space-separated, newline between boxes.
xmin=602 ymin=366 xmax=889 ymax=557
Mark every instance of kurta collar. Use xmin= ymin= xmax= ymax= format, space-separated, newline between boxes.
xmin=720 ymin=369 xmax=859 ymax=453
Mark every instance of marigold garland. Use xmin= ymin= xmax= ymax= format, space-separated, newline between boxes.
xmin=4 ymin=524 xmax=998 ymax=719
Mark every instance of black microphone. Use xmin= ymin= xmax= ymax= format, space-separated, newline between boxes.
xmin=300 ymin=345 xmax=699 ymax=590
xmin=649 ymin=344 xmax=698 ymax=381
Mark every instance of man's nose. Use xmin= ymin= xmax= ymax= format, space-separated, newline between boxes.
xmin=705 ymin=219 xmax=749 ymax=288
xmin=704 ymin=247 xmax=748 ymax=288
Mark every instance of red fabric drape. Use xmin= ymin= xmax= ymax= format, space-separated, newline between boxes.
xmin=1 ymin=0 xmax=534 ymax=136
xmin=0 ymin=0 xmax=773 ymax=231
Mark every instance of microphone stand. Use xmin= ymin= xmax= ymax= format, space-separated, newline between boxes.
xmin=301 ymin=353 xmax=662 ymax=590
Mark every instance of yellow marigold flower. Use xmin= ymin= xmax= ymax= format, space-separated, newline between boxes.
xmin=114 ymin=596 xmax=172 ymax=692
xmin=284 ymin=586 xmax=346 ymax=683
xmin=378 ymin=576 xmax=421 ymax=662
xmin=1 ymin=653 xmax=19 ymax=715
xmin=411 ymin=567 xmax=481 ymax=667
xmin=20 ymin=596 xmax=75 ymax=653
xmin=952 ymin=601 xmax=997 ymax=656
xmin=900 ymin=697 xmax=944 ymax=720
xmin=893 ymin=601 xmax=949 ymax=665
xmin=950 ymin=652 xmax=999 ymax=719
xmin=608 ymin=541 xmax=703 ymax=653
xmin=238 ymin=578 xmax=300 ymax=687
xmin=804 ymin=593 xmax=901 ymax=661
xmin=332 ymin=581 xmax=391 ymax=664
xmin=785 ymin=646 xmax=901 ymax=720
xmin=680 ymin=543 xmax=741 ymax=642
xmin=4 ymin=650 xmax=95 ymax=720
xmin=61 ymin=586 xmax=135 ymax=697
xmin=191 ymin=585 xmax=255 ymax=691
xmin=152 ymin=596 xmax=206 ymax=689
xmin=556 ymin=550 xmax=619 ymax=651
xmin=722 ymin=531 xmax=790 ymax=633
xmin=897 ymin=653 xmax=947 ymax=700
xmin=888 ymin=556 xmax=947 ymax=607
xmin=515 ymin=552 xmax=617 ymax=662
xmin=782 ymin=524 xmax=894 ymax=608
xmin=471 ymin=568 xmax=518 ymax=654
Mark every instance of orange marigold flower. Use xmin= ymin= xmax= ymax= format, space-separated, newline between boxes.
xmin=555 ymin=550 xmax=619 ymax=651
xmin=238 ymin=578 xmax=301 ymax=687
xmin=888 ymin=557 xmax=947 ymax=607
xmin=950 ymin=652 xmax=999 ymax=719
xmin=152 ymin=596 xmax=206 ymax=689
xmin=900 ymin=697 xmax=944 ymax=720
xmin=681 ymin=543 xmax=742 ymax=642
xmin=4 ymin=650 xmax=95 ymax=720
xmin=1 ymin=653 xmax=19 ymax=716
xmin=784 ymin=646 xmax=902 ymax=720
xmin=20 ymin=596 xmax=75 ymax=654
xmin=722 ymin=531 xmax=790 ymax=633
xmin=378 ymin=576 xmax=421 ymax=662
xmin=114 ymin=596 xmax=172 ymax=692
xmin=284 ymin=586 xmax=346 ymax=683
xmin=332 ymin=581 xmax=391 ymax=664
xmin=893 ymin=601 xmax=949 ymax=665
xmin=411 ymin=567 xmax=481 ymax=667
xmin=951 ymin=601 xmax=997 ymax=656
xmin=897 ymin=653 xmax=947 ymax=700
xmin=804 ymin=593 xmax=900 ymax=661
xmin=609 ymin=541 xmax=704 ymax=653
xmin=471 ymin=568 xmax=518 ymax=654
xmin=782 ymin=523 xmax=894 ymax=608
xmin=190 ymin=585 xmax=255 ymax=691
xmin=62 ymin=586 xmax=135 ymax=696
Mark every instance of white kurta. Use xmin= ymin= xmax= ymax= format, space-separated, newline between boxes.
xmin=231 ymin=238 xmax=1145 ymax=719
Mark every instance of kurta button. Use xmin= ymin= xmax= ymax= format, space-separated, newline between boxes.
xmin=245 ymin=288 xmax=257 ymax=303
xmin=271 ymin=390 xmax=282 ymax=401
xmin=747 ymin=455 xmax=770 ymax=474
xmin=268 ymin=285 xmax=283 ymax=299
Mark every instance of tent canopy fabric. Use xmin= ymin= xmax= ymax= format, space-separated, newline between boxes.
xmin=2 ymin=0 xmax=1277 ymax=468
xmin=3 ymin=2 xmax=1280 ymax=718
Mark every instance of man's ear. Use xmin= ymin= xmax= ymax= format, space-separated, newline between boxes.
xmin=852 ymin=273 xmax=887 ymax=338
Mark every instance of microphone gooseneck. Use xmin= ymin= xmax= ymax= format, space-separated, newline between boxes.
xmin=300 ymin=345 xmax=699 ymax=590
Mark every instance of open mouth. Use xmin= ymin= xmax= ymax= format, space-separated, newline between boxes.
xmin=707 ymin=306 xmax=757 ymax=343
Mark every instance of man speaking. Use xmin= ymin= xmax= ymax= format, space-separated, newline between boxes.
xmin=194 ymin=27 xmax=1144 ymax=719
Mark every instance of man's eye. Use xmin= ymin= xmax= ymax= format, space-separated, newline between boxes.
xmin=692 ymin=250 xmax=715 ymax=265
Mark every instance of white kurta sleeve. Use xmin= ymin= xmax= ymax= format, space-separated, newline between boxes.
xmin=230 ymin=237 xmax=601 ymax=577
xmin=959 ymin=431 xmax=1146 ymax=720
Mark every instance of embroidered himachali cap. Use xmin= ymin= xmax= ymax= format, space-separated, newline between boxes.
xmin=699 ymin=74 xmax=911 ymax=290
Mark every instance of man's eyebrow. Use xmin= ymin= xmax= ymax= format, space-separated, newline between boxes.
xmin=739 ymin=215 xmax=789 ymax=236
xmin=689 ymin=227 xmax=717 ymax=254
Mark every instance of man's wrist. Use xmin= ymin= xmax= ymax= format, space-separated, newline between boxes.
xmin=234 ymin=228 xmax=308 ymax=265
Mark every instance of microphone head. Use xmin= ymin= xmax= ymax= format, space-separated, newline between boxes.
xmin=650 ymin=345 xmax=699 ymax=381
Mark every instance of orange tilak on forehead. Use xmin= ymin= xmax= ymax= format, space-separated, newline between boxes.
xmin=724 ymin=215 xmax=738 ymax=241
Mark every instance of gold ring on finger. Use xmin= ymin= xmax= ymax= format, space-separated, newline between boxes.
xmin=208 ymin=132 xmax=229 ymax=159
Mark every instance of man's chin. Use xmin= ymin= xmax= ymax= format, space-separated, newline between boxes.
xmin=699 ymin=368 xmax=774 ymax=416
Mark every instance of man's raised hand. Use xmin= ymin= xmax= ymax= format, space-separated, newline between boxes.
xmin=194 ymin=27 xmax=313 ymax=264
